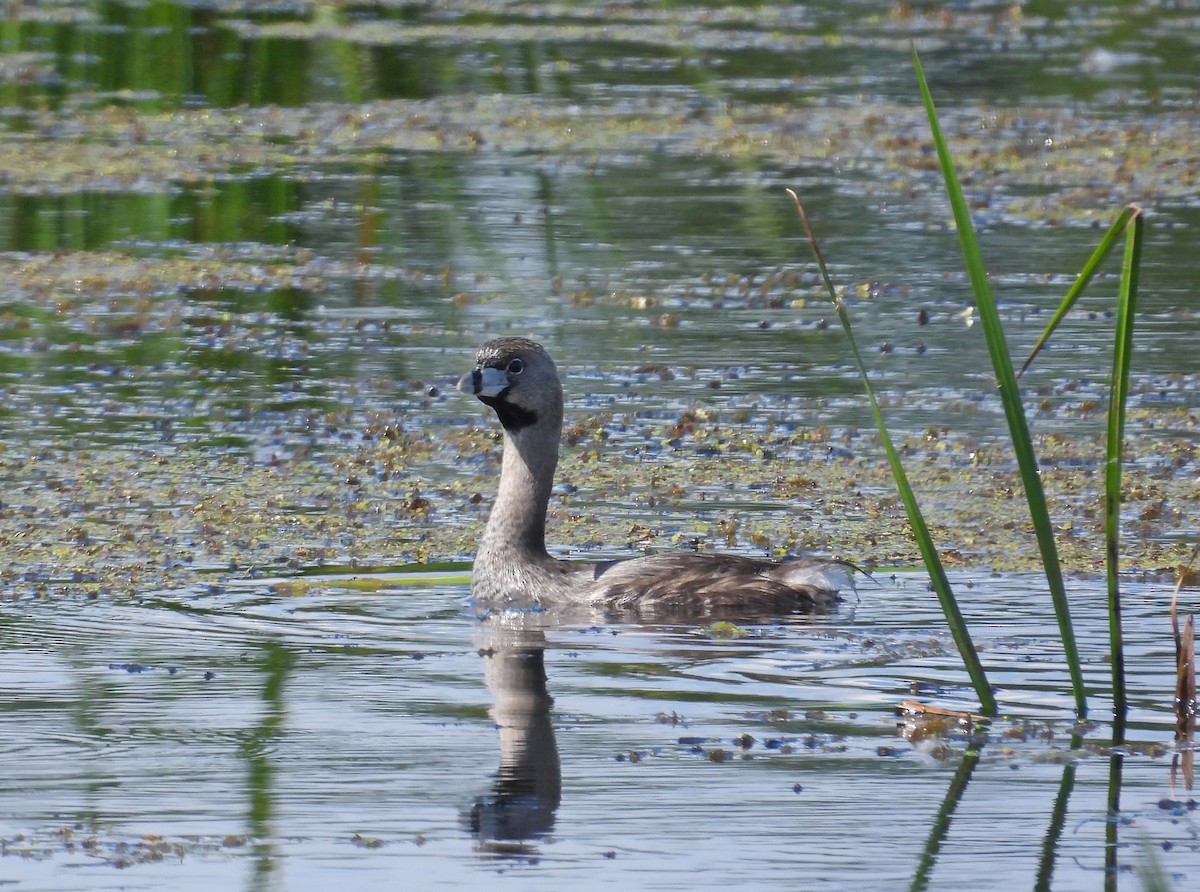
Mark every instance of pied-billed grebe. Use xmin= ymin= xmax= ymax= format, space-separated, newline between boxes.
xmin=457 ymin=337 xmax=855 ymax=616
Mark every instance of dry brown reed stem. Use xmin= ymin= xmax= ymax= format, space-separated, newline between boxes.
xmin=1172 ymin=545 xmax=1198 ymax=746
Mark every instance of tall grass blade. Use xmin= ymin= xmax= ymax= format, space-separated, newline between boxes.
xmin=1018 ymin=206 xmax=1141 ymax=378
xmin=787 ymin=189 xmax=996 ymax=716
xmin=1104 ymin=207 xmax=1143 ymax=744
xmin=1010 ymin=202 xmax=1145 ymax=741
xmin=912 ymin=48 xmax=1087 ymax=718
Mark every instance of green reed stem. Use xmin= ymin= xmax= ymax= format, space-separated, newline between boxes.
xmin=1104 ymin=209 xmax=1143 ymax=744
xmin=912 ymin=48 xmax=1087 ymax=718
xmin=1018 ymin=206 xmax=1142 ymax=378
xmin=1017 ymin=206 xmax=1143 ymax=740
xmin=787 ymin=189 xmax=996 ymax=716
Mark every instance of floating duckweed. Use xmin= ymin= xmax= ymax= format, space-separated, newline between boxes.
xmin=706 ymin=621 xmax=749 ymax=639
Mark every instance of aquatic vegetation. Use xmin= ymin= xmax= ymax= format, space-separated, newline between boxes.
xmin=784 ymin=51 xmax=1190 ymax=727
xmin=1173 ymin=545 xmax=1198 ymax=759
xmin=1 ymin=390 xmax=1197 ymax=602
xmin=789 ymin=182 xmax=995 ymax=715
xmin=914 ymin=48 xmax=1162 ymax=735
xmin=0 ymin=5 xmax=1197 ymax=890
xmin=0 ymin=77 xmax=1192 ymax=232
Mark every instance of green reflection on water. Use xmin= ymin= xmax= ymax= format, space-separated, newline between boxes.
xmin=240 ymin=641 xmax=293 ymax=892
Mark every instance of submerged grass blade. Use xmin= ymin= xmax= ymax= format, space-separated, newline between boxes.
xmin=912 ymin=48 xmax=1087 ymax=718
xmin=1104 ymin=207 xmax=1143 ymax=744
xmin=1018 ymin=206 xmax=1141 ymax=378
xmin=787 ymin=189 xmax=996 ymax=716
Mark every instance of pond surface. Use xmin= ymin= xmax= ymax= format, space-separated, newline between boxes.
xmin=1 ymin=0 xmax=1199 ymax=889
xmin=1 ymin=571 xmax=1196 ymax=891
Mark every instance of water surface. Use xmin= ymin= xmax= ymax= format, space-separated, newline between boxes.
xmin=1 ymin=572 xmax=1194 ymax=890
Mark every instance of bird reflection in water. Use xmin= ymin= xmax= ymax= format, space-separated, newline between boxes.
xmin=464 ymin=610 xmax=562 ymax=858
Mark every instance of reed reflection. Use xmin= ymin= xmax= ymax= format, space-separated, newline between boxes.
xmin=1034 ymin=738 xmax=1079 ymax=892
xmin=239 ymin=641 xmax=294 ymax=892
xmin=465 ymin=611 xmax=562 ymax=857
xmin=907 ymin=729 xmax=986 ymax=892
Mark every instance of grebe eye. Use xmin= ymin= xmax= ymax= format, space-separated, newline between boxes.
xmin=506 ymin=358 xmax=524 ymax=375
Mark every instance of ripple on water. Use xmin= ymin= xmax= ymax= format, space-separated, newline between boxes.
xmin=1 ymin=571 xmax=1196 ymax=889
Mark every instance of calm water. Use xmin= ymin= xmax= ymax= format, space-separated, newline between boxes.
xmin=1 ymin=1 xmax=1199 ymax=889
xmin=1 ymin=572 xmax=1194 ymax=890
